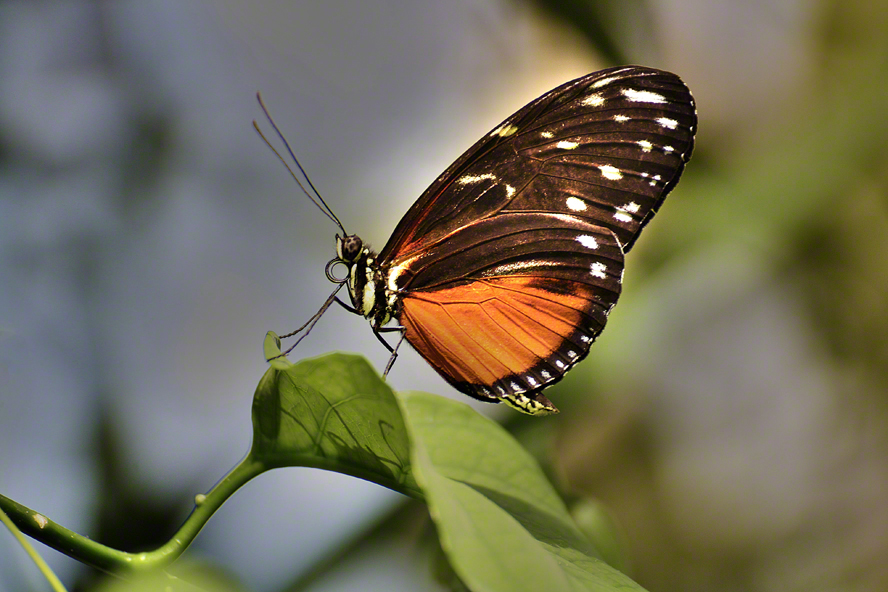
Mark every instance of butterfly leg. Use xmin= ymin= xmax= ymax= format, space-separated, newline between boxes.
xmin=332 ymin=297 xmax=360 ymax=315
xmin=373 ymin=326 xmax=407 ymax=378
xmin=275 ymin=283 xmax=348 ymax=358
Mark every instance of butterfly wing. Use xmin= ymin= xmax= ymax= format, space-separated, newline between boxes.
xmin=378 ymin=65 xmax=696 ymax=265
xmin=394 ymin=212 xmax=624 ymax=415
xmin=377 ymin=66 xmax=696 ymax=414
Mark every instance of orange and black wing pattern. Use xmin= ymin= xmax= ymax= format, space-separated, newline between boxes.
xmin=378 ymin=66 xmax=696 ymax=414
xmin=394 ymin=213 xmax=623 ymax=415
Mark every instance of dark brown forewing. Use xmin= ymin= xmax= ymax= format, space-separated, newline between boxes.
xmin=378 ymin=66 xmax=696 ymax=265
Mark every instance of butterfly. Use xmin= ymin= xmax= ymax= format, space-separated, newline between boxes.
xmin=258 ymin=65 xmax=696 ymax=415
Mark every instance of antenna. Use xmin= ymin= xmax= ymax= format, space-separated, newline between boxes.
xmin=253 ymin=92 xmax=346 ymax=235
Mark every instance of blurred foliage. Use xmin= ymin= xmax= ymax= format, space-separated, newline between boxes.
xmin=798 ymin=0 xmax=888 ymax=389
xmin=797 ymin=173 xmax=888 ymax=387
xmin=92 ymin=560 xmax=248 ymax=592
xmin=530 ymin=0 xmax=632 ymax=64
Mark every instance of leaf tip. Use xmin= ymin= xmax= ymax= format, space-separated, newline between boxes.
xmin=263 ymin=331 xmax=292 ymax=369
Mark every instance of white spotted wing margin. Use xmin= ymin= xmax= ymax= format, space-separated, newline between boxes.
xmin=378 ymin=65 xmax=697 ymax=267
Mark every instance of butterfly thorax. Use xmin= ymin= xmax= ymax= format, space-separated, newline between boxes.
xmin=335 ymin=234 xmax=399 ymax=328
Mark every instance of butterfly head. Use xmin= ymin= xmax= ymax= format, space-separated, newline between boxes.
xmin=336 ymin=234 xmax=364 ymax=263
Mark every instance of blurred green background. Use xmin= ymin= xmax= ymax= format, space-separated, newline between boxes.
xmin=1 ymin=0 xmax=886 ymax=591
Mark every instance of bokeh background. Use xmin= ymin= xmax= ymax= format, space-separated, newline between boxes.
xmin=2 ymin=0 xmax=887 ymax=591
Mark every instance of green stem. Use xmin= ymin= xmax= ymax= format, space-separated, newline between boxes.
xmin=0 ymin=503 xmax=68 ymax=592
xmin=0 ymin=454 xmax=266 ymax=575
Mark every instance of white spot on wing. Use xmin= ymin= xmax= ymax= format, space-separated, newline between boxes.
xmin=485 ymin=260 xmax=546 ymax=275
xmin=649 ymin=174 xmax=661 ymax=186
xmin=622 ymin=88 xmax=666 ymax=103
xmin=576 ymin=235 xmax=599 ymax=249
xmin=592 ymin=76 xmax=617 ymax=88
xmin=613 ymin=212 xmax=632 ymax=223
xmin=637 ymin=140 xmax=653 ymax=152
xmin=567 ymin=350 xmax=577 ymax=359
xmin=663 ymin=145 xmax=675 ymax=153
xmin=555 ymin=360 xmax=565 ymax=369
xmin=527 ymin=376 xmax=538 ymax=386
xmin=387 ymin=257 xmax=416 ymax=292
xmin=590 ymin=262 xmax=607 ymax=278
xmin=581 ymin=93 xmax=605 ymax=107
xmin=493 ymin=123 xmax=518 ymax=137
xmin=505 ymin=184 xmax=516 ymax=197
xmin=458 ymin=173 xmax=496 ymax=184
xmin=613 ymin=201 xmax=640 ymax=223
xmin=598 ymin=165 xmax=623 ymax=180
xmin=657 ymin=117 xmax=679 ymax=129
xmin=549 ymin=212 xmax=593 ymax=225
xmin=541 ymin=130 xmax=554 ymax=139
xmin=613 ymin=114 xmax=629 ymax=122
xmin=565 ymin=196 xmax=587 ymax=211
xmin=541 ymin=370 xmax=551 ymax=379
xmin=556 ymin=140 xmax=579 ymax=150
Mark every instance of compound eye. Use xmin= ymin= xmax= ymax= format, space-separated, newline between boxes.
xmin=339 ymin=234 xmax=363 ymax=262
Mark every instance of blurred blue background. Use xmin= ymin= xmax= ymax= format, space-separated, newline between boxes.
xmin=1 ymin=1 xmax=887 ymax=591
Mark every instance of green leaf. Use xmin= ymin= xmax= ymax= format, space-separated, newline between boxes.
xmin=400 ymin=391 xmax=646 ymax=592
xmin=251 ymin=336 xmax=420 ymax=497
xmin=569 ymin=497 xmax=630 ymax=575
xmin=263 ymin=331 xmax=294 ymax=370
xmin=250 ymin=348 xmax=642 ymax=591
xmin=93 ymin=560 xmax=246 ymax=592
